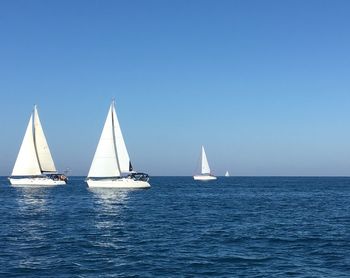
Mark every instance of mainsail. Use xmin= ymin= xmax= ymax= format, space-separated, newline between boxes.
xmin=33 ymin=106 xmax=56 ymax=172
xmin=111 ymin=102 xmax=132 ymax=173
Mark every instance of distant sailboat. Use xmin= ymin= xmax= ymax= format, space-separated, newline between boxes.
xmin=8 ymin=106 xmax=67 ymax=186
xmin=86 ymin=101 xmax=150 ymax=188
xmin=225 ymin=171 xmax=230 ymax=177
xmin=193 ymin=146 xmax=217 ymax=181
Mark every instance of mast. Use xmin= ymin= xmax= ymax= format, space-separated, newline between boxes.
xmin=32 ymin=105 xmax=42 ymax=172
xmin=111 ymin=100 xmax=122 ymax=174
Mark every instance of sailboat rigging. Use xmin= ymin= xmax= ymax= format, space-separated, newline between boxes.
xmin=193 ymin=146 xmax=217 ymax=181
xmin=8 ymin=105 xmax=67 ymax=186
xmin=86 ymin=101 xmax=150 ymax=188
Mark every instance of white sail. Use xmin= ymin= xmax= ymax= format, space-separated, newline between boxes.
xmin=88 ymin=104 xmax=121 ymax=178
xmin=112 ymin=102 xmax=131 ymax=173
xmin=12 ymin=114 xmax=42 ymax=176
xmin=33 ymin=106 xmax=57 ymax=172
xmin=225 ymin=171 xmax=230 ymax=177
xmin=201 ymin=146 xmax=211 ymax=174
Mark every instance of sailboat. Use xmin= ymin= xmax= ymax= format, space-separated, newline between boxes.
xmin=193 ymin=146 xmax=217 ymax=181
xmin=86 ymin=101 xmax=150 ymax=188
xmin=225 ymin=171 xmax=230 ymax=177
xmin=8 ymin=106 xmax=67 ymax=186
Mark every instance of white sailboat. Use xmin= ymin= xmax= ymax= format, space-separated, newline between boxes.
xmin=9 ymin=106 xmax=67 ymax=186
xmin=86 ymin=101 xmax=150 ymax=188
xmin=225 ymin=171 xmax=230 ymax=177
xmin=193 ymin=146 xmax=217 ymax=181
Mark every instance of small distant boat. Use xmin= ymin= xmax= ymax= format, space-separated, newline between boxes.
xmin=225 ymin=171 xmax=230 ymax=177
xmin=8 ymin=106 xmax=67 ymax=186
xmin=86 ymin=101 xmax=150 ymax=188
xmin=193 ymin=146 xmax=217 ymax=181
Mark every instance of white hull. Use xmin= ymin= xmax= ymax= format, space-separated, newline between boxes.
xmin=193 ymin=175 xmax=217 ymax=181
xmin=9 ymin=177 xmax=66 ymax=186
xmin=86 ymin=178 xmax=151 ymax=189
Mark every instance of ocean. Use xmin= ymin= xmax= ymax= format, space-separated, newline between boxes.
xmin=0 ymin=177 xmax=349 ymax=277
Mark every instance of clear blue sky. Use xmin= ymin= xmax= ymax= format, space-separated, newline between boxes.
xmin=1 ymin=0 xmax=350 ymax=176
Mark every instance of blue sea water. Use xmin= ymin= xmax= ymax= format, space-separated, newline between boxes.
xmin=0 ymin=176 xmax=350 ymax=277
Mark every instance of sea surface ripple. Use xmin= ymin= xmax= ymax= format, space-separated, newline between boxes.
xmin=0 ymin=177 xmax=350 ymax=277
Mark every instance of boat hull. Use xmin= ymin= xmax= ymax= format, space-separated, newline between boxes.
xmin=86 ymin=178 xmax=151 ymax=189
xmin=193 ymin=175 xmax=217 ymax=181
xmin=9 ymin=177 xmax=66 ymax=186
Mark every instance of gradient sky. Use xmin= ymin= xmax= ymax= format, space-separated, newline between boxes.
xmin=1 ymin=0 xmax=350 ymax=176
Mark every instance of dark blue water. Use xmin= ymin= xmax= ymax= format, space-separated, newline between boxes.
xmin=0 ymin=177 xmax=350 ymax=277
